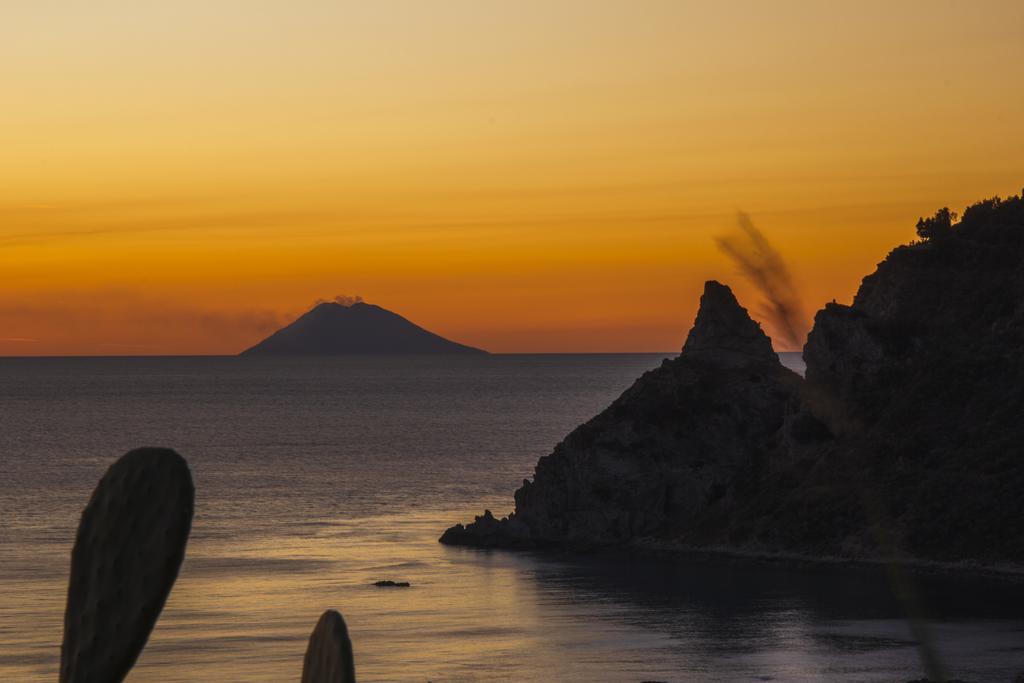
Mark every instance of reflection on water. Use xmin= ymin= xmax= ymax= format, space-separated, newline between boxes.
xmin=12 ymin=508 xmax=1021 ymax=682
xmin=1 ymin=355 xmax=1021 ymax=681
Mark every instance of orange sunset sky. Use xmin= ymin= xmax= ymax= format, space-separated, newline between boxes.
xmin=2 ymin=1 xmax=1023 ymax=355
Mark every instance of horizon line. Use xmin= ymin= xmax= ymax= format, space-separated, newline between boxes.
xmin=0 ymin=350 xmax=807 ymax=359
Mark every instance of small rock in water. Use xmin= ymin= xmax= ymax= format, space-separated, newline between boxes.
xmin=373 ymin=580 xmax=411 ymax=588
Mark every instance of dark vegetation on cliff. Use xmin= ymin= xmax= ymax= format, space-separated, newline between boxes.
xmin=443 ymin=191 xmax=1024 ymax=565
xmin=241 ymin=301 xmax=486 ymax=356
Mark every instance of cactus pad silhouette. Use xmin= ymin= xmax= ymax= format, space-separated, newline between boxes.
xmin=60 ymin=448 xmax=194 ymax=683
xmin=301 ymin=609 xmax=356 ymax=683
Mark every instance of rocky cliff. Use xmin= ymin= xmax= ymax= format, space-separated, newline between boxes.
xmin=442 ymin=191 xmax=1024 ymax=564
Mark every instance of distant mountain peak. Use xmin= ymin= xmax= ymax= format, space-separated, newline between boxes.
xmin=240 ymin=301 xmax=486 ymax=356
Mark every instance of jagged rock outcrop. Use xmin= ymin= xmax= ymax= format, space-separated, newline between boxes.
xmin=443 ymin=191 xmax=1024 ymax=564
xmin=442 ymin=281 xmax=802 ymax=548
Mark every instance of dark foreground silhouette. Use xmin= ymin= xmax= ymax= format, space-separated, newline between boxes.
xmin=62 ymin=448 xmax=192 ymax=682
xmin=241 ymin=301 xmax=486 ymax=356
xmin=59 ymin=448 xmax=354 ymax=683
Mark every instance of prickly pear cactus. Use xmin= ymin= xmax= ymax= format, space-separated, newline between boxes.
xmin=301 ymin=609 xmax=356 ymax=683
xmin=60 ymin=448 xmax=194 ymax=683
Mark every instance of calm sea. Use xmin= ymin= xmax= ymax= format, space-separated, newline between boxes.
xmin=1 ymin=353 xmax=1022 ymax=682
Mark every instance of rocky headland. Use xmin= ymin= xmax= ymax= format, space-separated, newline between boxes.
xmin=442 ymin=192 xmax=1024 ymax=567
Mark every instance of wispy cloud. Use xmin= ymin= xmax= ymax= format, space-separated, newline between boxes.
xmin=0 ymin=291 xmax=291 ymax=355
xmin=0 ymin=200 xmax=337 ymax=247
xmin=96 ymin=342 xmax=169 ymax=351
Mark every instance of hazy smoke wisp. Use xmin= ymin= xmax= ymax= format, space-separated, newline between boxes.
xmin=715 ymin=212 xmax=807 ymax=350
xmin=316 ymin=295 xmax=364 ymax=307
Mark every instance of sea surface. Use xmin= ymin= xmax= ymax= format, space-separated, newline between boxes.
xmin=1 ymin=353 xmax=1022 ymax=682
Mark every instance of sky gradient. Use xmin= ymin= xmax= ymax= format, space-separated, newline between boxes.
xmin=2 ymin=1 xmax=1023 ymax=354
